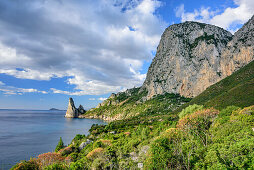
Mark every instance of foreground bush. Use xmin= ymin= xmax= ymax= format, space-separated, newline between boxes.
xmin=11 ymin=159 xmax=39 ymax=170
xmin=37 ymin=152 xmax=66 ymax=167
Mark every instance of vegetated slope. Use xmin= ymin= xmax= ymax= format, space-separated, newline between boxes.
xmin=82 ymin=87 xmax=191 ymax=121
xmin=176 ymin=60 xmax=254 ymax=111
xmin=12 ymin=105 xmax=254 ymax=169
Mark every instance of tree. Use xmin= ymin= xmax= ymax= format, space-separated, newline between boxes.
xmin=55 ymin=137 xmax=64 ymax=152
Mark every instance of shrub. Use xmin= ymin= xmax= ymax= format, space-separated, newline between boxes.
xmin=91 ymin=157 xmax=107 ymax=170
xmin=179 ymin=104 xmax=203 ymax=119
xmin=69 ymin=158 xmax=90 ymax=170
xmin=44 ymin=163 xmax=68 ymax=170
xmin=86 ymin=148 xmax=104 ymax=160
xmin=177 ymin=108 xmax=219 ymax=146
xmin=216 ymin=106 xmax=240 ymax=124
xmin=230 ymin=105 xmax=254 ymax=123
xmin=11 ymin=159 xmax=39 ymax=170
xmin=145 ymin=137 xmax=171 ymax=169
xmin=37 ymin=152 xmax=65 ymax=167
xmin=100 ymin=139 xmax=112 ymax=146
xmin=55 ymin=137 xmax=64 ymax=152
xmin=59 ymin=147 xmax=73 ymax=156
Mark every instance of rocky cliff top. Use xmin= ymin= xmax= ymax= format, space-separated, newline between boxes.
xmin=141 ymin=15 xmax=254 ymax=98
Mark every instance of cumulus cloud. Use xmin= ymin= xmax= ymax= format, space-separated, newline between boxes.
xmin=175 ymin=0 xmax=254 ymax=32
xmin=0 ymin=83 xmax=47 ymax=95
xmin=0 ymin=0 xmax=167 ymax=95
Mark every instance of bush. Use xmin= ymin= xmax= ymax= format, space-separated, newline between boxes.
xmin=86 ymin=148 xmax=104 ymax=160
xmin=69 ymin=158 xmax=90 ymax=170
xmin=216 ymin=105 xmax=240 ymax=124
xmin=11 ymin=159 xmax=39 ymax=170
xmin=177 ymin=108 xmax=219 ymax=146
xmin=179 ymin=104 xmax=203 ymax=119
xmin=145 ymin=137 xmax=171 ymax=169
xmin=55 ymin=137 xmax=64 ymax=152
xmin=44 ymin=163 xmax=68 ymax=170
xmin=37 ymin=152 xmax=65 ymax=167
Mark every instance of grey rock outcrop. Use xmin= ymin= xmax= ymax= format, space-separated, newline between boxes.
xmin=78 ymin=105 xmax=86 ymax=114
xmin=79 ymin=139 xmax=92 ymax=150
xmin=141 ymin=15 xmax=254 ymax=98
xmin=65 ymin=98 xmax=79 ymax=118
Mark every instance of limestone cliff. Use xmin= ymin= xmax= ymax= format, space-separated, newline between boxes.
xmin=220 ymin=15 xmax=254 ymax=77
xmin=65 ymin=98 xmax=79 ymax=118
xmin=141 ymin=15 xmax=254 ymax=99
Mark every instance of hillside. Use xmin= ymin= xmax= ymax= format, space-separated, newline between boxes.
xmin=12 ymin=104 xmax=254 ymax=169
xmin=80 ymin=16 xmax=254 ymax=121
xmin=81 ymin=87 xmax=191 ymax=121
xmin=83 ymin=15 xmax=254 ymax=122
xmin=175 ymin=60 xmax=254 ymax=112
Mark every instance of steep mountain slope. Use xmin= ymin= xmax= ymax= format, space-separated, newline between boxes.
xmin=142 ymin=22 xmax=233 ymax=98
xmin=175 ymin=60 xmax=254 ymax=111
xmin=82 ymin=15 xmax=254 ymax=121
xmin=142 ymin=15 xmax=254 ymax=99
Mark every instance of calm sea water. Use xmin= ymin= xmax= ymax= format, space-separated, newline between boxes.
xmin=0 ymin=109 xmax=106 ymax=170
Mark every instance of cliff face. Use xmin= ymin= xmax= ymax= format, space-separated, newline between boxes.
xmin=65 ymin=98 xmax=79 ymax=118
xmin=220 ymin=15 xmax=254 ymax=77
xmin=65 ymin=98 xmax=86 ymax=118
xmin=141 ymin=15 xmax=254 ymax=99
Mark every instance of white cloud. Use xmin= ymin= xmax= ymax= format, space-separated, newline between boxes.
xmin=98 ymin=97 xmax=107 ymax=101
xmin=175 ymin=0 xmax=254 ymax=32
xmin=0 ymin=83 xmax=48 ymax=95
xmin=0 ymin=0 xmax=167 ymax=95
xmin=89 ymin=98 xmax=96 ymax=100
xmin=0 ymin=69 xmax=63 ymax=81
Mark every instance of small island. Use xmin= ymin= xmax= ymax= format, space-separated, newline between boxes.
xmin=49 ymin=108 xmax=60 ymax=111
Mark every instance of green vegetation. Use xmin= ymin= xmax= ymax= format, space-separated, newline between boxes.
xmin=176 ymin=60 xmax=254 ymax=112
xmin=12 ymin=61 xmax=254 ymax=170
xmin=190 ymin=32 xmax=217 ymax=49
xmin=85 ymin=90 xmax=191 ymax=120
xmin=55 ymin=137 xmax=64 ymax=152
xmin=178 ymin=104 xmax=203 ymax=118
xmin=12 ymin=105 xmax=254 ymax=169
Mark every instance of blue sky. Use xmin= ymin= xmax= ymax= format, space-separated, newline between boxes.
xmin=0 ymin=0 xmax=253 ymax=110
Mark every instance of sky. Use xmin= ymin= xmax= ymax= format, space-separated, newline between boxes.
xmin=0 ymin=0 xmax=253 ymax=110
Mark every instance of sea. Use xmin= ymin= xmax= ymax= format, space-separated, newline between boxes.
xmin=0 ymin=109 xmax=106 ymax=170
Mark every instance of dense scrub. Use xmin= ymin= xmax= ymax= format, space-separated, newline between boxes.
xmin=12 ymin=105 xmax=254 ymax=169
xmin=85 ymin=92 xmax=191 ymax=120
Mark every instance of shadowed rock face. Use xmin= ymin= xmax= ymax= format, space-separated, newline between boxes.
xmin=78 ymin=105 xmax=86 ymax=114
xmin=65 ymin=98 xmax=79 ymax=118
xmin=141 ymin=15 xmax=254 ymax=99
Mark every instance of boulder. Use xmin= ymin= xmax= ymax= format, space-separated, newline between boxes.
xmin=79 ymin=139 xmax=92 ymax=150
